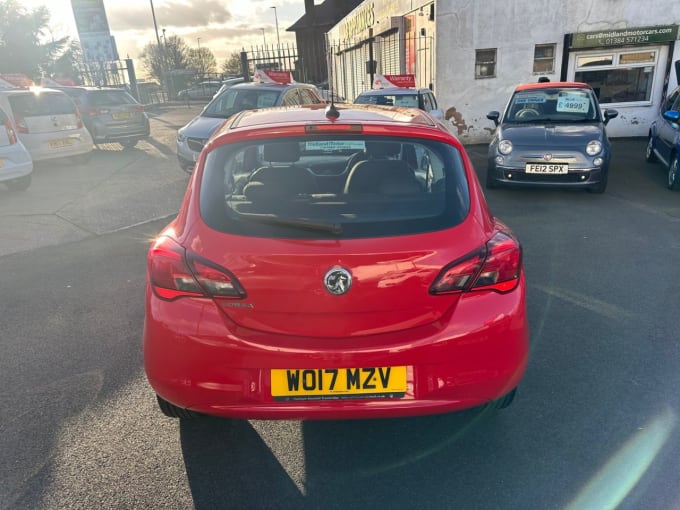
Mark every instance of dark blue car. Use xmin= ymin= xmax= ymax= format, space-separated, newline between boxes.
xmin=645 ymin=84 xmax=680 ymax=190
xmin=486 ymin=81 xmax=618 ymax=193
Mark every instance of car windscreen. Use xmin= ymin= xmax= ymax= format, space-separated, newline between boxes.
xmin=355 ymin=93 xmax=420 ymax=108
xmin=504 ymin=87 xmax=600 ymax=123
xmin=8 ymin=92 xmax=76 ymax=117
xmin=202 ymin=88 xmax=281 ymax=118
xmin=89 ymin=90 xmax=137 ymax=106
xmin=200 ymin=135 xmax=470 ymax=239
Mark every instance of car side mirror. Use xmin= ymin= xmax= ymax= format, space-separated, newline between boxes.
xmin=662 ymin=110 xmax=680 ymax=125
xmin=487 ymin=111 xmax=500 ymax=127
xmin=429 ymin=108 xmax=444 ymax=120
xmin=603 ymin=109 xmax=618 ymax=125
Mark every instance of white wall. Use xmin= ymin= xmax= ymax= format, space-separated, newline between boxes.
xmin=435 ymin=0 xmax=680 ymax=143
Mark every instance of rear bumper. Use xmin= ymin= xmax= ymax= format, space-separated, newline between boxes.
xmin=88 ymin=118 xmax=150 ymax=143
xmin=0 ymin=146 xmax=33 ymax=182
xmin=26 ymin=135 xmax=93 ymax=162
xmin=144 ymin=276 xmax=530 ymax=420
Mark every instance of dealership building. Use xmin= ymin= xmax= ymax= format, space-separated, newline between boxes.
xmin=323 ymin=0 xmax=680 ymax=143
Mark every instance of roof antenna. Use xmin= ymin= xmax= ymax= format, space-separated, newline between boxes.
xmin=324 ymin=34 xmax=339 ymax=121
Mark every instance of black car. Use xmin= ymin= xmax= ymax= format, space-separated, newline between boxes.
xmin=645 ymin=84 xmax=680 ymax=190
xmin=486 ymin=81 xmax=618 ymax=193
xmin=54 ymin=86 xmax=150 ymax=148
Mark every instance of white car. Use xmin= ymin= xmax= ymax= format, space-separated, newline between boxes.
xmin=0 ymin=105 xmax=33 ymax=191
xmin=0 ymin=88 xmax=93 ymax=163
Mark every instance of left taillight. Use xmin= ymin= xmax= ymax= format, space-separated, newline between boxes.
xmin=75 ymin=108 xmax=84 ymax=129
xmin=430 ymin=231 xmax=522 ymax=295
xmin=148 ymin=236 xmax=246 ymax=301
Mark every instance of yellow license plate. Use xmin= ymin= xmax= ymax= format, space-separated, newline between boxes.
xmin=48 ymin=138 xmax=74 ymax=148
xmin=271 ymin=366 xmax=407 ymax=401
xmin=112 ymin=112 xmax=132 ymax=120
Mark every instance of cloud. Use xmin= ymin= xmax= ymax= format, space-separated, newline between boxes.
xmin=107 ymin=0 xmax=232 ymax=31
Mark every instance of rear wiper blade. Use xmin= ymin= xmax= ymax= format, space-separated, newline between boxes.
xmin=238 ymin=213 xmax=343 ymax=234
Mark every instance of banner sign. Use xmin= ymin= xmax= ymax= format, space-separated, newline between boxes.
xmin=373 ymin=74 xmax=416 ymax=89
xmin=0 ymin=74 xmax=34 ymax=87
xmin=254 ymin=69 xmax=294 ymax=84
xmin=570 ymin=25 xmax=678 ymax=49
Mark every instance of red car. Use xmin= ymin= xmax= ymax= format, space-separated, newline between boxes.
xmin=143 ymin=103 xmax=529 ymax=420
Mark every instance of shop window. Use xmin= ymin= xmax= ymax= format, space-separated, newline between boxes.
xmin=533 ymin=44 xmax=556 ymax=73
xmin=475 ymin=49 xmax=496 ymax=79
xmin=574 ymin=49 xmax=657 ymax=104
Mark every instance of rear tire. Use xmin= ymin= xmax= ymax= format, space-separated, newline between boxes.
xmin=5 ymin=174 xmax=32 ymax=191
xmin=156 ymin=395 xmax=199 ymax=419
xmin=668 ymin=156 xmax=680 ymax=191
xmin=122 ymin=139 xmax=138 ymax=149
xmin=73 ymin=151 xmax=93 ymax=165
xmin=644 ymin=136 xmax=657 ymax=163
xmin=492 ymin=388 xmax=517 ymax=409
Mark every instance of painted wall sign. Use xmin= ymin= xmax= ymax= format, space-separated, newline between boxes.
xmin=340 ymin=3 xmax=375 ymax=40
xmin=570 ymin=25 xmax=678 ymax=49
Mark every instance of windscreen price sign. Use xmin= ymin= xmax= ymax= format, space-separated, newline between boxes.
xmin=571 ymin=25 xmax=678 ymax=48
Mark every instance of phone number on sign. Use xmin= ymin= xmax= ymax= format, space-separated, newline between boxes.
xmin=604 ymin=35 xmax=649 ymax=45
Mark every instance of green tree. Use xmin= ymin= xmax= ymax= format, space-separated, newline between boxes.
xmin=0 ymin=0 xmax=68 ymax=79
xmin=44 ymin=40 xmax=83 ymax=84
xmin=221 ymin=51 xmax=243 ymax=76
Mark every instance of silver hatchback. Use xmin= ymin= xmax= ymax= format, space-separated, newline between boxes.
xmin=0 ymin=88 xmax=93 ymax=163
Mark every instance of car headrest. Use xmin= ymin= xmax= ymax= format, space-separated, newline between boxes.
xmin=263 ymin=142 xmax=301 ymax=163
xmin=365 ymin=141 xmax=400 ymax=158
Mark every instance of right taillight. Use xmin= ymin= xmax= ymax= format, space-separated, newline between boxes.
xmin=430 ymin=231 xmax=522 ymax=295
xmin=148 ymin=236 xmax=246 ymax=301
xmin=4 ymin=119 xmax=17 ymax=144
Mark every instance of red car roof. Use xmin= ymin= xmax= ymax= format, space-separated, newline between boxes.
xmin=515 ymin=81 xmax=591 ymax=91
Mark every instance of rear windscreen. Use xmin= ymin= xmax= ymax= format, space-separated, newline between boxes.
xmin=89 ymin=90 xmax=137 ymax=106
xmin=203 ymin=89 xmax=281 ymax=118
xmin=8 ymin=92 xmax=76 ymax=116
xmin=355 ymin=94 xmax=420 ymax=108
xmin=200 ymin=135 xmax=470 ymax=239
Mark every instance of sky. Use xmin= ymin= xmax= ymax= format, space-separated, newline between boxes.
xmin=19 ymin=0 xmax=308 ymax=64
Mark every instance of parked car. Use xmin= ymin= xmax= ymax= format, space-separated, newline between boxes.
xmin=0 ymin=88 xmax=93 ymax=163
xmin=54 ymin=86 xmax=150 ymax=148
xmin=177 ymin=81 xmax=222 ymax=101
xmin=213 ymin=77 xmax=246 ymax=98
xmin=0 ymin=105 xmax=33 ymax=191
xmin=354 ymin=74 xmax=443 ymax=119
xmin=486 ymin=81 xmax=618 ymax=193
xmin=645 ymin=84 xmax=680 ymax=190
xmin=176 ymin=79 xmax=324 ymax=173
xmin=145 ymin=102 xmax=530 ymax=420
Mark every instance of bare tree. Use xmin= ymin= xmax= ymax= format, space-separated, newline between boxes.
xmin=187 ymin=47 xmax=217 ymax=77
xmin=140 ymin=34 xmax=190 ymax=82
xmin=221 ymin=51 xmax=242 ymax=76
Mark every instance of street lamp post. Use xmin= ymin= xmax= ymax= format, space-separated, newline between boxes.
xmin=196 ymin=37 xmax=203 ymax=76
xmin=270 ymin=6 xmax=280 ymax=47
